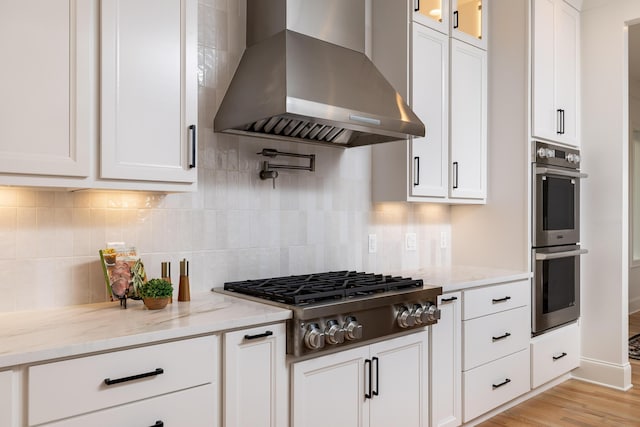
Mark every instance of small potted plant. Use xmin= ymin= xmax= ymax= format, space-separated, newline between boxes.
xmin=138 ymin=278 xmax=173 ymax=310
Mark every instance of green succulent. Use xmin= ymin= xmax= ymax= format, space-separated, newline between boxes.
xmin=138 ymin=278 xmax=173 ymax=298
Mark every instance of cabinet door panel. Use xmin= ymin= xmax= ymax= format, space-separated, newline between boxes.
xmin=554 ymin=1 xmax=579 ymax=146
xmin=532 ymin=0 xmax=557 ymax=140
xmin=411 ymin=24 xmax=448 ymax=198
xmin=224 ymin=323 xmax=287 ymax=427
xmin=292 ymin=346 xmax=369 ymax=427
xmin=0 ymin=0 xmax=90 ymax=177
xmin=413 ymin=0 xmax=450 ymax=34
xmin=370 ymin=330 xmax=429 ymax=427
xmin=450 ymin=39 xmax=487 ymax=200
xmin=101 ymin=0 xmax=197 ymax=183
xmin=431 ymin=293 xmax=462 ymax=427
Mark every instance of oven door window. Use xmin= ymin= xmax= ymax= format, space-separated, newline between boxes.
xmin=543 ymin=256 xmax=576 ymax=313
xmin=543 ymin=176 xmax=575 ymax=231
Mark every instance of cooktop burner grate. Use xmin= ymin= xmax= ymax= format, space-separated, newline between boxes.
xmin=223 ymin=270 xmax=423 ymax=305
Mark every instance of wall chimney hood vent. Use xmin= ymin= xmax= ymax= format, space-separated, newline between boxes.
xmin=213 ymin=0 xmax=425 ymax=148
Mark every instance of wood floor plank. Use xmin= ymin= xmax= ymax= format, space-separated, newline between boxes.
xmin=477 ymin=314 xmax=640 ymax=426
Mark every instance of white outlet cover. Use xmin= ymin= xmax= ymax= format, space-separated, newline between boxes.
xmin=405 ymin=233 xmax=417 ymax=251
xmin=368 ymin=234 xmax=377 ymax=253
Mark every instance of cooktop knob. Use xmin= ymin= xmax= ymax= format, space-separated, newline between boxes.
xmin=424 ymin=303 xmax=441 ymax=322
xmin=412 ymin=304 xmax=426 ymax=325
xmin=325 ymin=320 xmax=346 ymax=345
xmin=304 ymin=324 xmax=325 ymax=350
xmin=344 ymin=317 xmax=363 ymax=341
xmin=397 ymin=306 xmax=416 ymax=328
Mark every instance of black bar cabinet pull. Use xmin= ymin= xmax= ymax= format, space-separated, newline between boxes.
xmin=104 ymin=368 xmax=164 ymax=386
xmin=553 ymin=352 xmax=568 ymax=361
xmin=189 ymin=124 xmax=197 ymax=168
xmin=150 ymin=422 xmax=164 ymax=427
xmin=413 ymin=157 xmax=420 ymax=186
xmin=453 ymin=161 xmax=459 ymax=189
xmin=561 ymin=109 xmax=565 ymax=134
xmin=492 ymin=378 xmax=511 ymax=389
xmin=372 ymin=356 xmax=379 ymax=397
xmin=414 ymin=0 xmax=420 ymax=12
xmin=441 ymin=296 xmax=458 ymax=303
xmin=364 ymin=359 xmax=372 ymax=399
xmin=492 ymin=332 xmax=511 ymax=342
xmin=453 ymin=10 xmax=459 ymax=28
xmin=244 ymin=330 xmax=273 ymax=340
xmin=492 ymin=296 xmax=511 ymax=303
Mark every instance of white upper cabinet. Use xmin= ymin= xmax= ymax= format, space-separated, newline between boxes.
xmin=450 ymin=39 xmax=487 ymax=200
xmin=0 ymin=0 xmax=91 ymax=180
xmin=100 ymin=0 xmax=198 ymax=185
xmin=0 ymin=0 xmax=197 ymax=191
xmin=372 ymin=1 xmax=487 ymax=204
xmin=532 ymin=0 xmax=580 ymax=147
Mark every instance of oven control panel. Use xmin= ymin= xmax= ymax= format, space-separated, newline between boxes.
xmin=534 ymin=141 xmax=580 ymax=169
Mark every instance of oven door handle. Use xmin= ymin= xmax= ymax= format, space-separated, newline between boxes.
xmin=535 ymin=249 xmax=588 ymax=260
xmin=535 ymin=166 xmax=588 ymax=179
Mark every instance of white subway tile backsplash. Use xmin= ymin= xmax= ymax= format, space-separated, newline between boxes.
xmin=0 ymin=0 xmax=453 ymax=312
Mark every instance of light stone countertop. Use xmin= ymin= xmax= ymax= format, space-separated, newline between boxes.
xmin=403 ymin=265 xmax=532 ymax=293
xmin=0 ymin=291 xmax=291 ymax=369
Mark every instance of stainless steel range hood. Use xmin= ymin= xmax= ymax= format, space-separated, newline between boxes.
xmin=213 ymin=0 xmax=425 ymax=148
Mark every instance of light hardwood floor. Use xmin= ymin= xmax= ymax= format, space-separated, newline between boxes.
xmin=478 ymin=313 xmax=640 ymax=426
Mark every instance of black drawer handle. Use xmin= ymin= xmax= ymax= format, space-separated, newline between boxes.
xmin=104 ymin=368 xmax=164 ymax=386
xmin=492 ymin=296 xmax=511 ymax=304
xmin=150 ymin=422 xmax=164 ymax=427
xmin=244 ymin=330 xmax=273 ymax=340
xmin=441 ymin=296 xmax=458 ymax=303
xmin=553 ymin=352 xmax=568 ymax=361
xmin=492 ymin=332 xmax=511 ymax=342
xmin=492 ymin=378 xmax=511 ymax=389
xmin=189 ymin=124 xmax=197 ymax=168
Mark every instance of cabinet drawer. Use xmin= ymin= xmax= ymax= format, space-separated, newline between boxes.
xmin=531 ymin=322 xmax=579 ymax=388
xmin=29 ymin=335 xmax=218 ymax=425
xmin=463 ymin=349 xmax=530 ymax=423
xmin=463 ymin=280 xmax=530 ymax=320
xmin=463 ymin=306 xmax=530 ymax=370
xmin=42 ymin=383 xmax=216 ymax=427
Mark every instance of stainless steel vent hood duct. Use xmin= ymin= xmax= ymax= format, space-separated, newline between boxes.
xmin=213 ymin=0 xmax=425 ymax=148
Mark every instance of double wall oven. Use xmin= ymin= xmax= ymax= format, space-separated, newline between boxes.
xmin=532 ymin=141 xmax=588 ymax=336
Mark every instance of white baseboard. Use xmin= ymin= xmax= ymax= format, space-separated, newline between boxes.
xmin=571 ymin=356 xmax=633 ymax=391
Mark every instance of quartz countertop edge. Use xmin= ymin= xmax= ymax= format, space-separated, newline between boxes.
xmin=0 ymin=291 xmax=291 ymax=369
xmin=405 ymin=266 xmax=532 ymax=293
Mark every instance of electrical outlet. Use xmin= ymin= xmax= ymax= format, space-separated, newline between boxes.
xmin=368 ymin=234 xmax=377 ymax=253
xmin=405 ymin=233 xmax=417 ymax=251
xmin=440 ymin=231 xmax=447 ymax=249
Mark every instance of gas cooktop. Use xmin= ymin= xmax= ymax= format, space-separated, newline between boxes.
xmin=223 ymin=270 xmax=424 ymax=306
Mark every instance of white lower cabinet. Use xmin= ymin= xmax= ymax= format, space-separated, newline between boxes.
xmin=223 ymin=323 xmax=288 ymax=427
xmin=463 ymin=349 xmax=531 ymax=422
xmin=292 ymin=331 xmax=429 ymax=427
xmin=531 ymin=322 xmax=580 ymax=388
xmin=28 ymin=335 xmax=218 ymax=426
xmin=461 ymin=279 xmax=531 ymax=423
xmin=41 ymin=384 xmax=216 ymax=427
xmin=431 ymin=292 xmax=462 ymax=427
xmin=0 ymin=370 xmax=13 ymax=427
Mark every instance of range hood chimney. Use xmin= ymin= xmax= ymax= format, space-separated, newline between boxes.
xmin=213 ymin=0 xmax=425 ymax=148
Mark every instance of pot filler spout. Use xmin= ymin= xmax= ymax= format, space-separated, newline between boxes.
xmin=213 ymin=0 xmax=425 ymax=148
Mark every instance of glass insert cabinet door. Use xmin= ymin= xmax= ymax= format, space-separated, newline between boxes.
xmin=413 ymin=1 xmax=486 ymax=50
xmin=413 ymin=0 xmax=449 ymax=34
